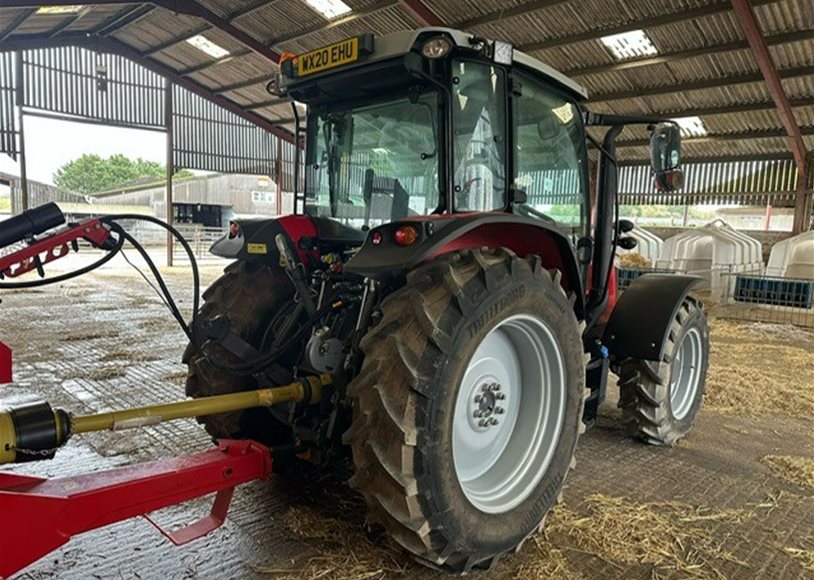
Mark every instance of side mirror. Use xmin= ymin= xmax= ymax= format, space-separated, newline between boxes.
xmin=650 ymin=123 xmax=683 ymax=192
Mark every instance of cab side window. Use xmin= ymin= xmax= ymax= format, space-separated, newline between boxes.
xmin=512 ymin=74 xmax=587 ymax=233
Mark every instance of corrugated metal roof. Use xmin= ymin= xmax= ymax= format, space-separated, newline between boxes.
xmin=0 ymin=0 xmax=811 ymax=163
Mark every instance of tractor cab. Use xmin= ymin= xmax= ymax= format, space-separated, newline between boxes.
xmin=267 ymin=28 xmax=682 ymax=320
xmin=271 ymin=28 xmax=592 ymax=240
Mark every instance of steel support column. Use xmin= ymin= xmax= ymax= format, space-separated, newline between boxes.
xmin=165 ymin=81 xmax=174 ymax=267
xmin=14 ymin=50 xmax=27 ymax=213
xmin=731 ymin=0 xmax=809 ymax=233
xmin=793 ymin=154 xmax=813 ymax=232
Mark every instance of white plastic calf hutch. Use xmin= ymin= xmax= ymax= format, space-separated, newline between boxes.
xmin=655 ymin=220 xmax=763 ymax=301
xmin=765 ymin=230 xmax=814 ymax=280
xmin=618 ymin=225 xmax=663 ymax=266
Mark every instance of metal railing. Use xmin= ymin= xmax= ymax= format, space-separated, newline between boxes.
xmin=171 ymin=224 xmax=229 ymax=263
xmin=717 ymin=267 xmax=814 ymax=327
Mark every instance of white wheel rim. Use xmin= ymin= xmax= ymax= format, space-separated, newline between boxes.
xmin=670 ymin=327 xmax=703 ymax=420
xmin=452 ymin=314 xmax=567 ymax=514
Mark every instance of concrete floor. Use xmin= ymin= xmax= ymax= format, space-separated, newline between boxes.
xmin=1 ymin=254 xmax=812 ymax=579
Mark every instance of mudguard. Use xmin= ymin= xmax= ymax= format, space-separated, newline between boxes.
xmin=345 ymin=213 xmax=584 ymax=318
xmin=602 ymin=273 xmax=703 ymax=362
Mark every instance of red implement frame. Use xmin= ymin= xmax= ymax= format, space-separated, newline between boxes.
xmin=0 ymin=218 xmax=113 ymax=279
xmin=0 ymin=341 xmax=9 ymax=384
xmin=0 ymin=440 xmax=272 ymax=579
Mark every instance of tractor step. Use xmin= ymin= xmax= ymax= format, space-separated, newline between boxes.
xmin=0 ymin=439 xmax=272 ymax=579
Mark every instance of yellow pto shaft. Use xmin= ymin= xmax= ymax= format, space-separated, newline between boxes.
xmin=0 ymin=374 xmax=330 ymax=465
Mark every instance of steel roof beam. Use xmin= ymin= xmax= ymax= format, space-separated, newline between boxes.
xmin=0 ymin=8 xmax=35 ymax=42
xmin=151 ymin=0 xmax=281 ymax=64
xmin=91 ymin=5 xmax=157 ymax=37
xmin=613 ymin=97 xmax=814 ymax=119
xmin=589 ymin=65 xmax=814 ymax=103
xmin=566 ymin=29 xmax=812 ymax=78
xmin=246 ymin=98 xmax=289 ymax=110
xmin=181 ymin=0 xmax=398 ymax=76
xmin=142 ymin=23 xmax=210 ymax=56
xmin=620 ymin=152 xmax=796 ymax=165
xmin=519 ymin=0 xmax=776 ymax=53
xmin=47 ymin=5 xmax=93 ymax=38
xmin=398 ymin=0 xmax=444 ymax=26
xmin=179 ymin=51 xmax=250 ymax=76
xmin=611 ymin=126 xmax=814 ymax=149
xmin=268 ymin=0 xmax=397 ymax=47
xmin=214 ymin=74 xmax=274 ymax=95
xmin=454 ymin=0 xmax=570 ymax=30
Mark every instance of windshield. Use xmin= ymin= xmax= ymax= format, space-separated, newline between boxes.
xmin=305 ymin=91 xmax=440 ymax=229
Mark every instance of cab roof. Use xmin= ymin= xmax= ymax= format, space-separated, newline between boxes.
xmin=280 ymin=27 xmax=588 ymax=101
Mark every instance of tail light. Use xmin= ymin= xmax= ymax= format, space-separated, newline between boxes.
xmin=394 ymin=225 xmax=419 ymax=246
xmin=228 ymin=222 xmax=241 ymax=239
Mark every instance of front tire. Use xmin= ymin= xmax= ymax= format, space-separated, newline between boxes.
xmin=617 ymin=296 xmax=709 ymax=446
xmin=345 ymin=248 xmax=586 ymax=571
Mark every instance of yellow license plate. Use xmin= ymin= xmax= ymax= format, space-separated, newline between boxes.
xmin=297 ymin=37 xmax=359 ymax=77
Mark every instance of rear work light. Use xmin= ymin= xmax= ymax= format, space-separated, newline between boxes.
xmin=394 ymin=225 xmax=419 ymax=246
xmin=421 ymin=36 xmax=452 ymax=59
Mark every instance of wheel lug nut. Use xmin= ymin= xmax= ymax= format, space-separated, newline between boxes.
xmin=473 ymin=410 xmax=482 ymax=418
xmin=496 ymin=393 xmax=506 ymax=400
xmin=474 ymin=395 xmax=482 ymax=402
xmin=490 ymin=418 xmax=499 ymax=426
xmin=493 ymin=384 xmax=501 ymax=391
xmin=495 ymin=407 xmax=505 ymax=414
xmin=478 ymin=419 xmax=488 ymax=427
xmin=481 ymin=384 xmax=489 ymax=392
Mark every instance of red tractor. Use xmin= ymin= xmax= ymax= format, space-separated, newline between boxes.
xmin=0 ymin=28 xmax=709 ymax=576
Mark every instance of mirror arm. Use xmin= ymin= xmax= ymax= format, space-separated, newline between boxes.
xmin=585 ymin=111 xmax=679 ymax=128
xmin=586 ymin=133 xmax=615 ymax=161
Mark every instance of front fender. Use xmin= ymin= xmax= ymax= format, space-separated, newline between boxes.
xmin=603 ymin=273 xmax=703 ymax=362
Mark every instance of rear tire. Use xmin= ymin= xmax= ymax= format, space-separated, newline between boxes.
xmin=617 ymin=296 xmax=709 ymax=446
xmin=345 ymin=248 xmax=586 ymax=571
xmin=182 ymin=260 xmax=293 ymax=440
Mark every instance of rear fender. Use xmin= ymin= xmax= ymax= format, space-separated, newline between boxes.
xmin=210 ymin=216 xmax=365 ymax=265
xmin=345 ymin=214 xmax=584 ymax=318
xmin=603 ymin=274 xmax=703 ymax=362
xmin=210 ymin=216 xmax=317 ymax=264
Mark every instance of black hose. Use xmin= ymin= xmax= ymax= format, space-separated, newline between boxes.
xmin=1 ymin=213 xmax=328 ymax=377
xmin=100 ymin=214 xmax=200 ymax=321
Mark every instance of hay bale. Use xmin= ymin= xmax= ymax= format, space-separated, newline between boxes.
xmin=761 ymin=455 xmax=814 ymax=489
xmin=618 ymin=253 xmax=651 ymax=268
